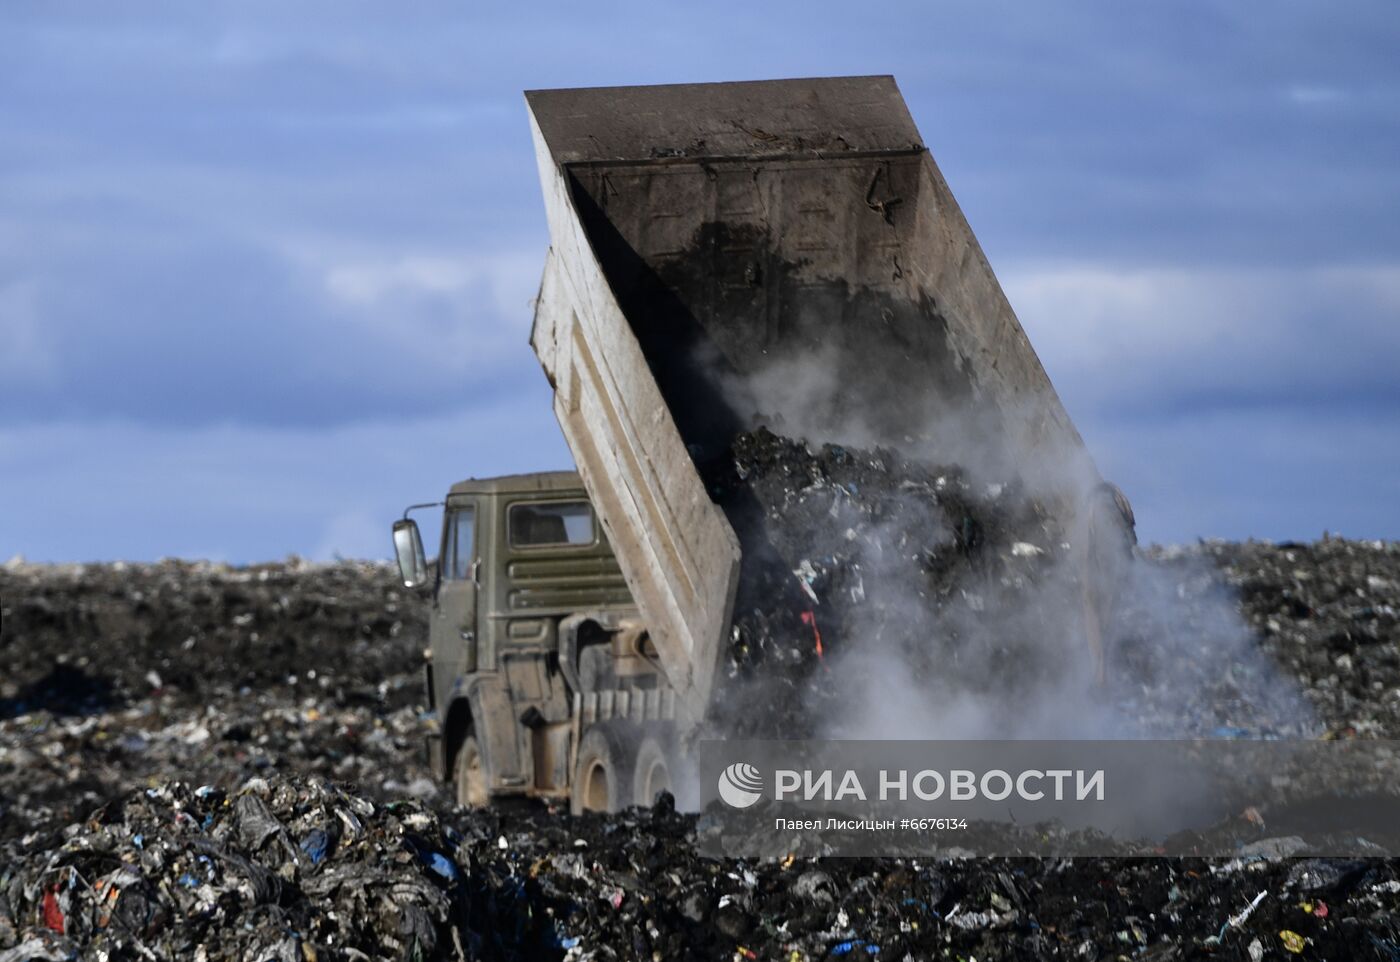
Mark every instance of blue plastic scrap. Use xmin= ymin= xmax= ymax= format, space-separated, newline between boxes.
xmin=420 ymin=850 xmax=459 ymax=882
xmin=299 ymin=829 xmax=331 ymax=865
xmin=830 ymin=939 xmax=880 ymax=956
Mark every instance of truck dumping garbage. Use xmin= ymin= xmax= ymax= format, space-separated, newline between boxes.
xmin=3 ymin=74 xmax=1400 ymax=962
xmin=383 ymin=77 xmax=1315 ymax=811
xmin=529 ymin=77 xmax=1099 ymax=739
xmin=524 ymin=77 xmax=1317 ymax=753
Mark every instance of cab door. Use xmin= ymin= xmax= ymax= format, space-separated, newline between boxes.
xmin=430 ymin=501 xmax=479 ymax=710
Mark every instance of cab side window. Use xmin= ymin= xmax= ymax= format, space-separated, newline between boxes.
xmin=443 ymin=506 xmax=475 ymax=581
xmin=509 ymin=501 xmax=594 ymax=548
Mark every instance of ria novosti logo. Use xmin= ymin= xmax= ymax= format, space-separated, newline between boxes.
xmin=717 ymin=762 xmax=764 ymax=808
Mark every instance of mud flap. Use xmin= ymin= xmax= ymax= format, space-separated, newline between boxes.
xmin=465 ymin=680 xmax=527 ymax=792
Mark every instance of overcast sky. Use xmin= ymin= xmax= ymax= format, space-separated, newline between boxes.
xmin=2 ymin=1 xmax=1398 ymax=562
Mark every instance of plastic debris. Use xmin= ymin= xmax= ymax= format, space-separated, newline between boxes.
xmin=39 ymin=890 xmax=63 ymax=935
xmin=703 ymin=429 xmax=1330 ymax=742
xmin=830 ymin=939 xmax=880 ymax=956
xmin=299 ymin=828 xmax=331 ymax=864
xmin=421 ymin=851 xmax=459 ymax=882
xmin=1218 ymin=890 xmax=1268 ymax=940
xmin=0 ymin=777 xmax=473 ymax=961
xmin=1280 ymin=929 xmax=1307 ymax=953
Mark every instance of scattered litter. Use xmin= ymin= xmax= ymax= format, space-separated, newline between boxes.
xmin=3 ymin=534 xmax=1400 ymax=960
xmin=1218 ymin=890 xmax=1268 ymax=940
xmin=0 ymin=777 xmax=473 ymax=960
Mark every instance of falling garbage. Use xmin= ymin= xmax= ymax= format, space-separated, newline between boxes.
xmin=701 ymin=428 xmax=1325 ymax=742
xmin=705 ymin=427 xmax=1070 ymax=736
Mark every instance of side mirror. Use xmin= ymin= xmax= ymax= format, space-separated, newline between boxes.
xmin=392 ymin=519 xmax=429 ymax=588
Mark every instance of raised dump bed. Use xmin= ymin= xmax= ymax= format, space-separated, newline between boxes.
xmin=527 ymin=77 xmax=1092 ymax=726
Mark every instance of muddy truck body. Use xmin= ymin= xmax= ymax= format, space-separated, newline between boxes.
xmin=393 ymin=77 xmax=1092 ymax=812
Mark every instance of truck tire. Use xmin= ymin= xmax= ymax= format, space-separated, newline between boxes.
xmin=632 ymin=735 xmax=672 ymax=807
xmin=570 ymin=722 xmax=633 ymax=815
xmin=454 ymin=735 xmax=489 ymax=808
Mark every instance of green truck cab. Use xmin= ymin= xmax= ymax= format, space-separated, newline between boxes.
xmin=392 ymin=471 xmax=677 ymax=812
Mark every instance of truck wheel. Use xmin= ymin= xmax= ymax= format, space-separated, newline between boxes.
xmin=571 ymin=723 xmax=632 ymax=815
xmin=455 ymin=735 xmax=489 ymax=808
xmin=633 ymin=736 xmax=672 ymax=807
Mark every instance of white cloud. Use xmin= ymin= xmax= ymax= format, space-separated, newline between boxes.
xmin=1002 ymin=261 xmax=1400 ymax=413
xmin=996 ymin=260 xmax=1400 ymax=542
xmin=1329 ymin=264 xmax=1400 ymax=311
xmin=325 ymin=255 xmax=480 ymax=306
xmin=314 ymin=246 xmax=544 ymax=383
xmin=322 ymin=250 xmax=538 ymax=318
xmin=1286 ymin=85 xmax=1348 ymax=106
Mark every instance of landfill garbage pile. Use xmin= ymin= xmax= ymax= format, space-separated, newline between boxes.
xmin=0 ymin=776 xmax=525 ymax=962
xmin=0 ymin=559 xmax=435 ymax=845
xmin=1186 ymin=538 xmax=1400 ymax=739
xmin=4 ymin=537 xmax=1400 ymax=960
xmin=0 ymin=559 xmax=424 ymax=712
xmin=4 ymin=773 xmax=1400 ymax=962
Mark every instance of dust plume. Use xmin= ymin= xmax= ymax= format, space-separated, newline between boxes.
xmin=702 ymin=344 xmax=1315 ymax=743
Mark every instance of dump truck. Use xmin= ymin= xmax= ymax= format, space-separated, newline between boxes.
xmin=391 ymin=77 xmax=1094 ymax=813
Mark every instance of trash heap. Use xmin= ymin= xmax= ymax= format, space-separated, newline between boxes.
xmin=0 ymin=776 xmax=495 ymax=962
xmin=1193 ymin=538 xmax=1400 ymax=739
xmin=0 ymin=559 xmax=435 ymax=846
xmin=0 ymin=558 xmax=423 ymax=713
xmin=4 ymin=532 xmax=1400 ymax=960
xmin=7 ymin=773 xmax=1400 ymax=961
